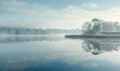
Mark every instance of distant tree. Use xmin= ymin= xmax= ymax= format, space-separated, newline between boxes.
xmin=82 ymin=22 xmax=92 ymax=34
xmin=82 ymin=18 xmax=102 ymax=34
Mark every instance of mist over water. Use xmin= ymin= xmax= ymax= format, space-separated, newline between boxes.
xmin=1 ymin=0 xmax=120 ymax=70
xmin=0 ymin=35 xmax=120 ymax=71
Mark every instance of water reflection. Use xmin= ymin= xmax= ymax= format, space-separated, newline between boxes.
xmin=1 ymin=36 xmax=120 ymax=71
xmin=0 ymin=35 xmax=65 ymax=43
xmin=82 ymin=39 xmax=120 ymax=55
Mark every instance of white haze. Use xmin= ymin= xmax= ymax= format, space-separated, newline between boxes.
xmin=1 ymin=1 xmax=120 ymax=29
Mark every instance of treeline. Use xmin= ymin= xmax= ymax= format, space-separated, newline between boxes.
xmin=0 ymin=27 xmax=81 ymax=35
xmin=82 ymin=18 xmax=120 ymax=35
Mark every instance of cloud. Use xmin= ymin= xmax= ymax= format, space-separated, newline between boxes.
xmin=0 ymin=0 xmax=120 ymax=29
xmin=81 ymin=3 xmax=102 ymax=8
xmin=83 ymin=63 xmax=98 ymax=68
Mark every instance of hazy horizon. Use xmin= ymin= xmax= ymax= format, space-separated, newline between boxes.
xmin=1 ymin=0 xmax=120 ymax=29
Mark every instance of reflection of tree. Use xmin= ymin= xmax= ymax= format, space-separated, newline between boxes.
xmin=82 ymin=39 xmax=120 ymax=55
xmin=0 ymin=36 xmax=64 ymax=43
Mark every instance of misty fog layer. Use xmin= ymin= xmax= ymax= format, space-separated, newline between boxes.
xmin=1 ymin=18 xmax=120 ymax=35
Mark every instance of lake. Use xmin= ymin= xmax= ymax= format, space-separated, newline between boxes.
xmin=0 ymin=35 xmax=120 ymax=71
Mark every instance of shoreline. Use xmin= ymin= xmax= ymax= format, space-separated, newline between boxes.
xmin=65 ymin=34 xmax=120 ymax=39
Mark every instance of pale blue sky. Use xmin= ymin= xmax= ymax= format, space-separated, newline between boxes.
xmin=0 ymin=0 xmax=120 ymax=29
xmin=11 ymin=0 xmax=120 ymax=9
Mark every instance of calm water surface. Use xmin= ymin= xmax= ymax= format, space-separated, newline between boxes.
xmin=0 ymin=35 xmax=120 ymax=71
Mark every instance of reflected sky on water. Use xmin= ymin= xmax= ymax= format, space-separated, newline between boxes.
xmin=1 ymin=36 xmax=120 ymax=71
